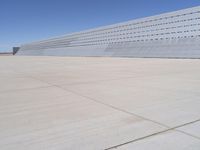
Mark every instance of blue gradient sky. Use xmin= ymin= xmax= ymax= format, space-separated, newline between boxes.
xmin=1 ymin=0 xmax=200 ymax=52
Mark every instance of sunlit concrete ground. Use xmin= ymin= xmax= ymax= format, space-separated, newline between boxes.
xmin=0 ymin=56 xmax=200 ymax=150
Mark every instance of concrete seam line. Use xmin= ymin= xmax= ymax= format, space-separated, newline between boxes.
xmin=105 ymin=119 xmax=200 ymax=150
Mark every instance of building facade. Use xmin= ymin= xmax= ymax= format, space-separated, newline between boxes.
xmin=17 ymin=6 xmax=200 ymax=58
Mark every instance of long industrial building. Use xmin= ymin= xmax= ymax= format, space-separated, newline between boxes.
xmin=17 ymin=6 xmax=200 ymax=58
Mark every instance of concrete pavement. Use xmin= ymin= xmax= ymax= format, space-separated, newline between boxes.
xmin=0 ymin=56 xmax=200 ymax=150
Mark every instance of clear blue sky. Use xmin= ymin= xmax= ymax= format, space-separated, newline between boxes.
xmin=1 ymin=0 xmax=200 ymax=52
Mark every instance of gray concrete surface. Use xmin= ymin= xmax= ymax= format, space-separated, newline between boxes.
xmin=0 ymin=56 xmax=200 ymax=150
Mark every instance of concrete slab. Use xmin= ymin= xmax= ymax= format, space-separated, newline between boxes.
xmin=178 ymin=121 xmax=200 ymax=138
xmin=0 ymin=77 xmax=50 ymax=93
xmin=0 ymin=56 xmax=200 ymax=149
xmin=132 ymin=99 xmax=200 ymax=127
xmin=0 ymin=88 xmax=166 ymax=150
xmin=112 ymin=131 xmax=200 ymax=150
xmin=61 ymin=79 xmax=200 ymax=127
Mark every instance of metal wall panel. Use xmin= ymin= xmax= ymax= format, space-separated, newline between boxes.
xmin=17 ymin=6 xmax=200 ymax=58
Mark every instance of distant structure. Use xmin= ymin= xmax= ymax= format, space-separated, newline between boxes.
xmin=13 ymin=47 xmax=20 ymax=55
xmin=0 ymin=52 xmax=13 ymax=56
xmin=17 ymin=6 xmax=200 ymax=58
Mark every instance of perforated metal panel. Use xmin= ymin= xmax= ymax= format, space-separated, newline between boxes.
xmin=17 ymin=6 xmax=200 ymax=58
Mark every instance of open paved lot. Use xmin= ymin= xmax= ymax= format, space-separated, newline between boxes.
xmin=0 ymin=56 xmax=200 ymax=150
